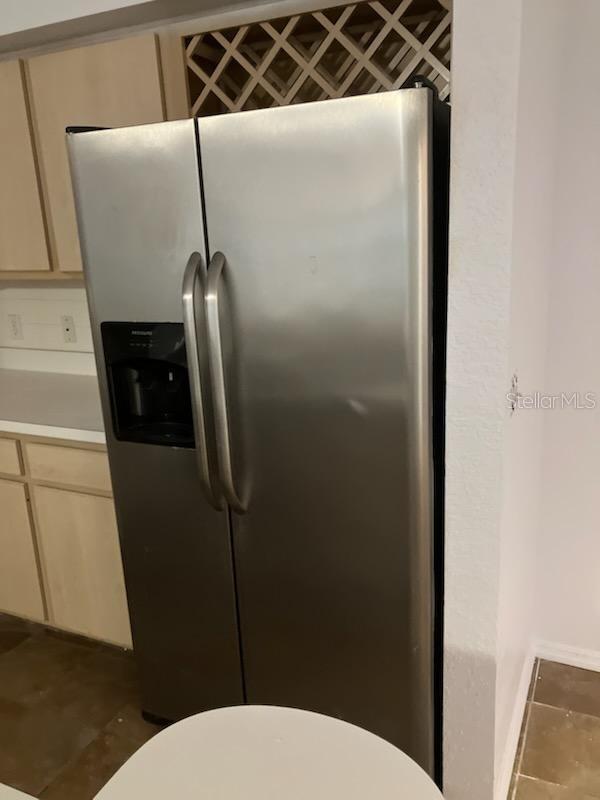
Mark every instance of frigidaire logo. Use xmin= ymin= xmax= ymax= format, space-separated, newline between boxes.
xmin=132 ymin=330 xmax=152 ymax=336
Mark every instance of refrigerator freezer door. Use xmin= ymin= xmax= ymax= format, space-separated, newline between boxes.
xmin=68 ymin=120 xmax=244 ymax=720
xmin=198 ymin=91 xmax=434 ymax=770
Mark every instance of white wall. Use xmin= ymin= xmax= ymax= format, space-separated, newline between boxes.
xmin=495 ymin=1 xmax=565 ymax=794
xmin=444 ymin=1 xmax=522 ymax=798
xmin=444 ymin=1 xmax=579 ymax=797
xmin=448 ymin=2 xmax=600 ymax=797
xmin=538 ymin=0 xmax=600 ymax=655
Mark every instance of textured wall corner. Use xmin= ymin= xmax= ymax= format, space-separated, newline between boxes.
xmin=443 ymin=0 xmax=523 ymax=797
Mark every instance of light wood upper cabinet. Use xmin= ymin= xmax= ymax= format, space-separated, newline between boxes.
xmin=34 ymin=485 xmax=132 ymax=647
xmin=0 ymin=479 xmax=45 ymax=621
xmin=0 ymin=60 xmax=50 ymax=271
xmin=26 ymin=34 xmax=165 ymax=272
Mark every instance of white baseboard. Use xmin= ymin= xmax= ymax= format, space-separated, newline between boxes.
xmin=495 ymin=643 xmax=537 ymax=800
xmin=536 ymin=640 xmax=600 ymax=672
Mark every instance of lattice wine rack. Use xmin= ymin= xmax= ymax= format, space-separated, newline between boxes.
xmin=184 ymin=0 xmax=451 ymax=116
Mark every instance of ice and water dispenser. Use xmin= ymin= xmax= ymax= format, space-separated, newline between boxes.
xmin=101 ymin=322 xmax=194 ymax=448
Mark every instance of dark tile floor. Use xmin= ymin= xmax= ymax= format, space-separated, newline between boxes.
xmin=10 ymin=612 xmax=598 ymax=800
xmin=511 ymin=659 xmax=600 ymax=798
xmin=0 ymin=612 xmax=162 ymax=799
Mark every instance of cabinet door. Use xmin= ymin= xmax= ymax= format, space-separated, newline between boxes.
xmin=0 ymin=61 xmax=49 ymax=271
xmin=0 ymin=479 xmax=44 ymax=620
xmin=26 ymin=35 xmax=165 ymax=272
xmin=34 ymin=486 xmax=132 ymax=647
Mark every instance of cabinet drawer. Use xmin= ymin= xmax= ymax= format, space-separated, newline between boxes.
xmin=25 ymin=442 xmax=111 ymax=492
xmin=0 ymin=438 xmax=22 ymax=475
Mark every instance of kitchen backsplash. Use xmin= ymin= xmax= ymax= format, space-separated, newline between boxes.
xmin=0 ymin=287 xmax=96 ymax=374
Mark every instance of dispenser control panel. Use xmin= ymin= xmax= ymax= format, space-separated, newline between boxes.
xmin=101 ymin=322 xmax=194 ymax=449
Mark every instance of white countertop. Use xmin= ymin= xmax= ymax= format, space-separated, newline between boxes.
xmin=0 ymin=368 xmax=105 ymax=443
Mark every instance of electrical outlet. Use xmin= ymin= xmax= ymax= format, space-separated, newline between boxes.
xmin=61 ymin=314 xmax=77 ymax=344
xmin=7 ymin=313 xmax=23 ymax=340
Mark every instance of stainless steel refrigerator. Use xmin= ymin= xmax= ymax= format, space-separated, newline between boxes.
xmin=67 ymin=86 xmax=449 ymax=778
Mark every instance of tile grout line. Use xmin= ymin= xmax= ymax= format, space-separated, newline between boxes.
xmin=517 ymin=775 xmax=578 ymax=790
xmin=528 ymin=698 xmax=600 ymax=723
xmin=510 ymin=658 xmax=541 ymax=799
xmin=0 ymin=633 xmax=36 ymax=662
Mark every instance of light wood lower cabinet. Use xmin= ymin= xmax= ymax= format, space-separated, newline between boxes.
xmin=33 ymin=485 xmax=132 ymax=648
xmin=0 ymin=479 xmax=45 ymax=621
xmin=0 ymin=434 xmax=131 ymax=648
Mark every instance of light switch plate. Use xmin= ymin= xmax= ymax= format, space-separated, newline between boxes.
xmin=7 ymin=313 xmax=23 ymax=340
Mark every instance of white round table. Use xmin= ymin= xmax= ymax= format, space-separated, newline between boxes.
xmin=96 ymin=705 xmax=443 ymax=799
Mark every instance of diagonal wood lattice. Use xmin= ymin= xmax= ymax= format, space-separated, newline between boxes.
xmin=184 ymin=0 xmax=451 ymax=117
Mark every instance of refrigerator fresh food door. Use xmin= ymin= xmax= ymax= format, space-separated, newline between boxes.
xmin=198 ymin=90 xmax=434 ymax=771
xmin=67 ymin=120 xmax=244 ymax=720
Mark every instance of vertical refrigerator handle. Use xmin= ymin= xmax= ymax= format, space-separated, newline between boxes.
xmin=205 ymin=252 xmax=246 ymax=513
xmin=182 ymin=252 xmax=223 ymax=511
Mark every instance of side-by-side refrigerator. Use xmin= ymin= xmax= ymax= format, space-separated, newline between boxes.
xmin=67 ymin=86 xmax=449 ymax=779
